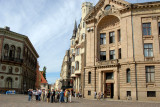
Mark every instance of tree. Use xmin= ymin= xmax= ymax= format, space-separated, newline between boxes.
xmin=43 ymin=66 xmax=46 ymax=79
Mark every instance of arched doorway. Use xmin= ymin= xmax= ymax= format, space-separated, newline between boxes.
xmin=6 ymin=77 xmax=12 ymax=88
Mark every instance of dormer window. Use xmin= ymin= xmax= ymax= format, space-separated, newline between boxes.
xmin=104 ymin=5 xmax=111 ymax=10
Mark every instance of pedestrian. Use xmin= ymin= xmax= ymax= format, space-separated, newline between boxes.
xmin=51 ymin=89 xmax=55 ymax=103
xmin=69 ymin=90 xmax=72 ymax=103
xmin=57 ymin=91 xmax=60 ymax=102
xmin=97 ymin=92 xmax=101 ymax=100
xmin=38 ymin=89 xmax=42 ymax=101
xmin=94 ymin=91 xmax=97 ymax=99
xmin=45 ymin=89 xmax=48 ymax=101
xmin=65 ymin=90 xmax=68 ymax=103
xmin=60 ymin=90 xmax=64 ymax=103
xmin=101 ymin=92 xmax=104 ymax=99
xmin=35 ymin=89 xmax=39 ymax=101
xmin=28 ymin=89 xmax=32 ymax=101
xmin=47 ymin=90 xmax=50 ymax=103
xmin=41 ymin=89 xmax=45 ymax=101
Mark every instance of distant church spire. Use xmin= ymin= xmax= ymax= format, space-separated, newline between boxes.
xmin=72 ymin=20 xmax=77 ymax=39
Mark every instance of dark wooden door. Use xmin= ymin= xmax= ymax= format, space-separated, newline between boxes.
xmin=106 ymin=83 xmax=111 ymax=98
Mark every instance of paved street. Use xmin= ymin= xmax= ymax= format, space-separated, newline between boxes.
xmin=0 ymin=94 xmax=160 ymax=107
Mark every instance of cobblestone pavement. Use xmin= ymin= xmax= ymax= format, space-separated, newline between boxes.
xmin=0 ymin=94 xmax=160 ymax=107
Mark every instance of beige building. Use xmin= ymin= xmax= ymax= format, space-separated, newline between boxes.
xmin=84 ymin=0 xmax=160 ymax=101
xmin=70 ymin=2 xmax=93 ymax=95
xmin=55 ymin=79 xmax=62 ymax=90
xmin=0 ymin=27 xmax=39 ymax=93
xmin=60 ymin=50 xmax=72 ymax=89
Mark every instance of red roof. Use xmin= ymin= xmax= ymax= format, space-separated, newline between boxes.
xmin=40 ymin=72 xmax=48 ymax=84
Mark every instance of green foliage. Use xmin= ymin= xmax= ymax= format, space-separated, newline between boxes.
xmin=43 ymin=66 xmax=47 ymax=79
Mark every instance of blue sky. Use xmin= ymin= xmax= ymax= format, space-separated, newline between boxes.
xmin=0 ymin=0 xmax=159 ymax=84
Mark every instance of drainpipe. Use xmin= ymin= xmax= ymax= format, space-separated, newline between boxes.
xmin=131 ymin=4 xmax=138 ymax=100
xmin=94 ymin=6 xmax=96 ymax=92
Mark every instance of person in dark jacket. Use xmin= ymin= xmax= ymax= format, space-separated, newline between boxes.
xmin=47 ymin=90 xmax=50 ymax=103
xmin=28 ymin=89 xmax=32 ymax=101
xmin=51 ymin=89 xmax=55 ymax=103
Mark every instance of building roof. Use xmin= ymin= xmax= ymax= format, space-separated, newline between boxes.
xmin=40 ymin=72 xmax=48 ymax=84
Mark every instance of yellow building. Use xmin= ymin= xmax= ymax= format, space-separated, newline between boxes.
xmin=84 ymin=0 xmax=160 ymax=101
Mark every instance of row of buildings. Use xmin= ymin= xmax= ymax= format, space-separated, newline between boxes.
xmin=0 ymin=26 xmax=48 ymax=93
xmin=60 ymin=0 xmax=160 ymax=101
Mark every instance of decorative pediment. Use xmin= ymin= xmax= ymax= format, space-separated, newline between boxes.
xmin=84 ymin=0 xmax=131 ymax=23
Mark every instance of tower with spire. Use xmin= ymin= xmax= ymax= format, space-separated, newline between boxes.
xmin=71 ymin=20 xmax=77 ymax=39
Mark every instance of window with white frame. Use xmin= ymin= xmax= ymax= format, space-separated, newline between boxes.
xmin=100 ymin=33 xmax=106 ymax=45
xmin=146 ymin=66 xmax=155 ymax=83
xmin=144 ymin=44 xmax=153 ymax=57
xmin=110 ymin=50 xmax=115 ymax=60
xmin=143 ymin=23 xmax=151 ymax=36
xmin=109 ymin=32 xmax=115 ymax=43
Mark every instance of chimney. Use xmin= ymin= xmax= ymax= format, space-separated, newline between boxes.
xmin=4 ymin=26 xmax=10 ymax=31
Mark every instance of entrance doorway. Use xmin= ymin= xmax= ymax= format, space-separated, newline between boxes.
xmin=105 ymin=83 xmax=114 ymax=98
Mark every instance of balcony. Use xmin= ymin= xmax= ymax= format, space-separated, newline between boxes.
xmin=3 ymin=56 xmax=23 ymax=63
xmin=96 ymin=59 xmax=119 ymax=67
xmin=75 ymin=70 xmax=81 ymax=75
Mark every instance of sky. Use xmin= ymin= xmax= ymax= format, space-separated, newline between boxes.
xmin=0 ymin=0 xmax=159 ymax=84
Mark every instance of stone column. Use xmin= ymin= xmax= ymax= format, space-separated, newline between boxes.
xmin=103 ymin=72 xmax=105 ymax=94
xmin=98 ymin=71 xmax=101 ymax=92
xmin=114 ymin=70 xmax=118 ymax=100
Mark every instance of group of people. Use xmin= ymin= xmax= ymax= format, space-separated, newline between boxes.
xmin=28 ymin=89 xmax=72 ymax=103
xmin=94 ymin=91 xmax=104 ymax=100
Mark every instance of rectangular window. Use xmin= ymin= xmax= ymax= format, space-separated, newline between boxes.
xmin=109 ymin=31 xmax=115 ymax=43
xmin=88 ymin=72 xmax=91 ymax=84
xmin=83 ymin=22 xmax=85 ymax=28
xmin=144 ymin=44 xmax=153 ymax=57
xmin=106 ymin=72 xmax=114 ymax=80
xmin=71 ymin=66 xmax=75 ymax=74
xmin=88 ymin=91 xmax=91 ymax=95
xmin=100 ymin=51 xmax=106 ymax=61
xmin=118 ymin=48 xmax=121 ymax=59
xmin=159 ymin=22 xmax=160 ymax=35
xmin=147 ymin=91 xmax=156 ymax=97
xmin=127 ymin=69 xmax=131 ymax=83
xmin=143 ymin=23 xmax=151 ymax=36
xmin=110 ymin=50 xmax=115 ymax=60
xmin=146 ymin=66 xmax=155 ymax=83
xmin=100 ymin=33 xmax=106 ymax=45
xmin=127 ymin=91 xmax=131 ymax=97
xmin=76 ymin=48 xmax=80 ymax=56
xmin=118 ymin=29 xmax=121 ymax=42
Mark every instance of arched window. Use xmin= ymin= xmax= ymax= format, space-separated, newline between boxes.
xmin=17 ymin=47 xmax=21 ymax=59
xmin=88 ymin=72 xmax=91 ymax=84
xmin=6 ymin=77 xmax=12 ymax=88
xmin=126 ymin=68 xmax=131 ymax=83
xmin=104 ymin=5 xmax=111 ymax=10
xmin=9 ymin=45 xmax=15 ymax=59
xmin=4 ymin=44 xmax=9 ymax=58
xmin=8 ymin=67 xmax=13 ymax=74
xmin=75 ymin=61 xmax=79 ymax=70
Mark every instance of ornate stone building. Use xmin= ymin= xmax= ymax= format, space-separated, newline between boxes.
xmin=84 ymin=0 xmax=160 ymax=101
xmin=60 ymin=50 xmax=72 ymax=89
xmin=70 ymin=2 xmax=93 ymax=95
xmin=0 ymin=27 xmax=39 ymax=93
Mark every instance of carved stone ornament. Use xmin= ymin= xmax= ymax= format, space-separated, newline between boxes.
xmin=2 ymin=66 xmax=6 ymax=71
xmin=15 ymin=68 xmax=19 ymax=73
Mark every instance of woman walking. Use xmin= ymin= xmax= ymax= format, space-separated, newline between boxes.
xmin=60 ymin=90 xmax=64 ymax=103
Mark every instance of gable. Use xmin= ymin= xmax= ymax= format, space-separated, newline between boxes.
xmin=84 ymin=0 xmax=130 ymax=23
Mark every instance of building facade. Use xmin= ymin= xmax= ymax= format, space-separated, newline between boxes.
xmin=60 ymin=50 xmax=72 ymax=89
xmin=55 ymin=79 xmax=62 ymax=90
xmin=0 ymin=27 xmax=39 ymax=93
xmin=84 ymin=0 xmax=160 ymax=101
xmin=70 ymin=2 xmax=93 ymax=96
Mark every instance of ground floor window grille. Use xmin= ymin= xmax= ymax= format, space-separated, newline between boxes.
xmin=147 ymin=91 xmax=156 ymax=97
xmin=127 ymin=91 xmax=131 ymax=97
xmin=88 ymin=91 xmax=91 ymax=95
